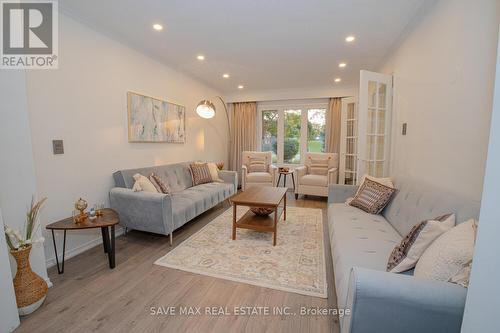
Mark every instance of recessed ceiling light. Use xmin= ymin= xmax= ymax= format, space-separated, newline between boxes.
xmin=152 ymin=24 xmax=163 ymax=31
xmin=338 ymin=62 xmax=347 ymax=68
xmin=222 ymin=73 xmax=230 ymax=78
xmin=196 ymin=55 xmax=205 ymax=61
xmin=345 ymin=35 xmax=355 ymax=42
xmin=238 ymin=85 xmax=244 ymax=89
xmin=334 ymin=78 xmax=341 ymax=83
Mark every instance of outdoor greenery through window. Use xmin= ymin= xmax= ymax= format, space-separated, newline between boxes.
xmin=259 ymin=103 xmax=327 ymax=165
xmin=261 ymin=110 xmax=278 ymax=163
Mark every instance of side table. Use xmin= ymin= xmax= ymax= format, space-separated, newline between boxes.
xmin=276 ymin=170 xmax=295 ymax=190
xmin=45 ymin=208 xmax=119 ymax=274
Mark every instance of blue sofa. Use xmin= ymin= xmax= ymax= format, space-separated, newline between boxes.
xmin=328 ymin=177 xmax=480 ymax=333
xmin=110 ymin=162 xmax=237 ymax=245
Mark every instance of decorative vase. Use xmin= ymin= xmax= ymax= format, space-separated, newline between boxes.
xmin=10 ymin=245 xmax=48 ymax=316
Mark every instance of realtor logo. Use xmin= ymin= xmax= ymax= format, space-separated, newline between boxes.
xmin=1 ymin=0 xmax=58 ymax=69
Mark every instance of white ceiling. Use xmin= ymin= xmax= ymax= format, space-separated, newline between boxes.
xmin=60 ymin=0 xmax=428 ymax=94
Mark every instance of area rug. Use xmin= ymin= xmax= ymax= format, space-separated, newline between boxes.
xmin=154 ymin=206 xmax=327 ymax=298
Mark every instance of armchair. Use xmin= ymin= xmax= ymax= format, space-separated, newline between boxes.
xmin=241 ymin=151 xmax=277 ymax=190
xmin=294 ymin=152 xmax=338 ymax=198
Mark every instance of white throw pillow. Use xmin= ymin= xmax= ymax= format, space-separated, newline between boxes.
xmin=132 ymin=173 xmax=158 ymax=193
xmin=345 ymin=175 xmax=394 ymax=205
xmin=207 ymin=162 xmax=223 ymax=182
xmin=414 ymin=219 xmax=477 ymax=282
xmin=387 ymin=213 xmax=455 ymax=273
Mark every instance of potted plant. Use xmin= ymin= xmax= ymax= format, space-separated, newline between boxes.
xmin=4 ymin=197 xmax=48 ymax=316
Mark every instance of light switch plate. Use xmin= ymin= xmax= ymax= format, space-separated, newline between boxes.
xmin=52 ymin=140 xmax=64 ymax=154
xmin=402 ymin=123 xmax=407 ymax=136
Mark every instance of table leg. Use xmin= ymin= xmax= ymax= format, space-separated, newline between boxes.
xmin=284 ymin=193 xmax=287 ymax=221
xmin=276 ymin=173 xmax=282 ymax=187
xmin=291 ymin=173 xmax=295 ymax=191
xmin=51 ymin=229 xmax=66 ymax=274
xmin=232 ymin=203 xmax=237 ymax=240
xmin=101 ymin=227 xmax=109 ymax=253
xmin=109 ymin=225 xmax=116 ymax=269
xmin=283 ymin=174 xmax=287 ymax=188
xmin=273 ymin=208 xmax=277 ymax=246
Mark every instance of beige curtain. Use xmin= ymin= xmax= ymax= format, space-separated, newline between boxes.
xmin=229 ymin=102 xmax=257 ymax=182
xmin=325 ymin=97 xmax=342 ymax=154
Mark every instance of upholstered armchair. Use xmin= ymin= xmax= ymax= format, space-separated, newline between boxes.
xmin=294 ymin=152 xmax=339 ymax=198
xmin=241 ymin=151 xmax=277 ymax=190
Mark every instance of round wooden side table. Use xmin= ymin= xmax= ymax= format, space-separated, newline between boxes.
xmin=45 ymin=208 xmax=119 ymax=274
xmin=276 ymin=169 xmax=295 ymax=190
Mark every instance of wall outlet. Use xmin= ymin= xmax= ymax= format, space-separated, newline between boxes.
xmin=52 ymin=140 xmax=64 ymax=154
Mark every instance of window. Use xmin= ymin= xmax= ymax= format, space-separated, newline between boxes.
xmin=261 ymin=110 xmax=278 ymax=163
xmin=307 ymin=109 xmax=326 ymax=153
xmin=258 ymin=100 xmax=328 ymax=165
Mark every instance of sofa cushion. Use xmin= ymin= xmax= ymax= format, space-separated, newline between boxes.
xmin=349 ymin=178 xmax=396 ymax=214
xmin=300 ymin=174 xmax=328 ymax=186
xmin=328 ymin=203 xmax=401 ymax=308
xmin=170 ymin=182 xmax=234 ymax=229
xmin=248 ymin=157 xmax=267 ymax=173
xmin=246 ymin=171 xmax=272 ymax=183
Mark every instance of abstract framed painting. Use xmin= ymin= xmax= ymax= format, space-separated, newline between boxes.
xmin=127 ymin=91 xmax=186 ymax=143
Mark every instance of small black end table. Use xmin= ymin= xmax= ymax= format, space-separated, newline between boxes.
xmin=276 ymin=170 xmax=295 ymax=190
xmin=46 ymin=208 xmax=119 ymax=274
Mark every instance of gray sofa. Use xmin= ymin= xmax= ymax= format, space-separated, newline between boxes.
xmin=328 ymin=177 xmax=480 ymax=333
xmin=110 ymin=162 xmax=237 ymax=245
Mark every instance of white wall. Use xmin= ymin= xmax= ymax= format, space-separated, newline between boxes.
xmin=0 ymin=71 xmax=49 ymax=284
xmin=0 ymin=210 xmax=20 ymax=332
xmin=24 ymin=13 xmax=228 ymax=266
xmin=461 ymin=28 xmax=500 ymax=333
xmin=380 ymin=0 xmax=500 ymax=201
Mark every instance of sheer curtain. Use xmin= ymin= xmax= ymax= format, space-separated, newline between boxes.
xmin=229 ymin=102 xmax=257 ymax=182
xmin=325 ymin=97 xmax=342 ymax=154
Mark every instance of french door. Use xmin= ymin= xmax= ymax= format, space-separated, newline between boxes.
xmin=339 ymin=97 xmax=358 ymax=185
xmin=357 ymin=70 xmax=393 ymax=180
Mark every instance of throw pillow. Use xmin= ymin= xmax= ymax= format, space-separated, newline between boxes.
xmin=190 ymin=163 xmax=213 ymax=185
xmin=309 ymin=158 xmax=329 ymax=176
xmin=248 ymin=157 xmax=267 ymax=173
xmin=349 ymin=178 xmax=396 ymax=214
xmin=207 ymin=162 xmax=224 ymax=182
xmin=150 ymin=173 xmax=170 ymax=194
xmin=132 ymin=173 xmax=158 ymax=193
xmin=387 ymin=213 xmax=455 ymax=273
xmin=414 ymin=219 xmax=477 ymax=282
xmin=346 ymin=175 xmax=394 ymax=205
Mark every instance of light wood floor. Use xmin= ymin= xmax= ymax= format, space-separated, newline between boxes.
xmin=16 ymin=192 xmax=339 ymax=333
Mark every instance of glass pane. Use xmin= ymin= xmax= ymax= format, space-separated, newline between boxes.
xmin=367 ymin=135 xmax=375 ymax=159
xmin=375 ymin=161 xmax=384 ymax=177
xmin=377 ymin=110 xmax=386 ymax=134
xmin=368 ymin=81 xmax=377 ymax=108
xmin=376 ymin=136 xmax=385 ymax=160
xmin=307 ymin=108 xmax=326 ymax=153
xmin=368 ymin=109 xmax=376 ymax=133
xmin=284 ymin=109 xmax=301 ymax=164
xmin=347 ymin=103 xmax=355 ymax=119
xmin=378 ymin=83 xmax=387 ymax=109
xmin=261 ymin=110 xmax=278 ymax=163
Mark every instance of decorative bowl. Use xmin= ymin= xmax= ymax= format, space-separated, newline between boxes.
xmin=250 ymin=207 xmax=274 ymax=216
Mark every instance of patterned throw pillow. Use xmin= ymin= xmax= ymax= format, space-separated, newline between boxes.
xmin=309 ymin=158 xmax=329 ymax=175
xmin=349 ymin=178 xmax=396 ymax=214
xmin=387 ymin=213 xmax=455 ymax=272
xmin=149 ymin=173 xmax=170 ymax=194
xmin=190 ymin=163 xmax=213 ymax=185
xmin=248 ymin=157 xmax=267 ymax=173
xmin=132 ymin=173 xmax=158 ymax=193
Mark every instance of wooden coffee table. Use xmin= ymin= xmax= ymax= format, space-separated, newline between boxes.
xmin=230 ymin=186 xmax=288 ymax=246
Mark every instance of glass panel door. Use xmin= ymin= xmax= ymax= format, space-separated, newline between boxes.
xmin=357 ymin=70 xmax=392 ymax=180
xmin=261 ymin=110 xmax=278 ymax=163
xmin=339 ymin=97 xmax=358 ymax=185
xmin=284 ymin=109 xmax=302 ymax=164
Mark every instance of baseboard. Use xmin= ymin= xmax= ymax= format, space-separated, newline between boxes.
xmin=45 ymin=227 xmax=124 ymax=269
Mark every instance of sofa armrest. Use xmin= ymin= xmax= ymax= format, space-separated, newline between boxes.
xmin=218 ymin=170 xmax=238 ymax=192
xmin=344 ymin=267 xmax=467 ymax=333
xmin=328 ymin=184 xmax=359 ymax=204
xmin=241 ymin=165 xmax=248 ymax=190
xmin=109 ymin=188 xmax=173 ymax=235
xmin=269 ymin=165 xmax=278 ymax=185
xmin=327 ymin=167 xmax=338 ymax=185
